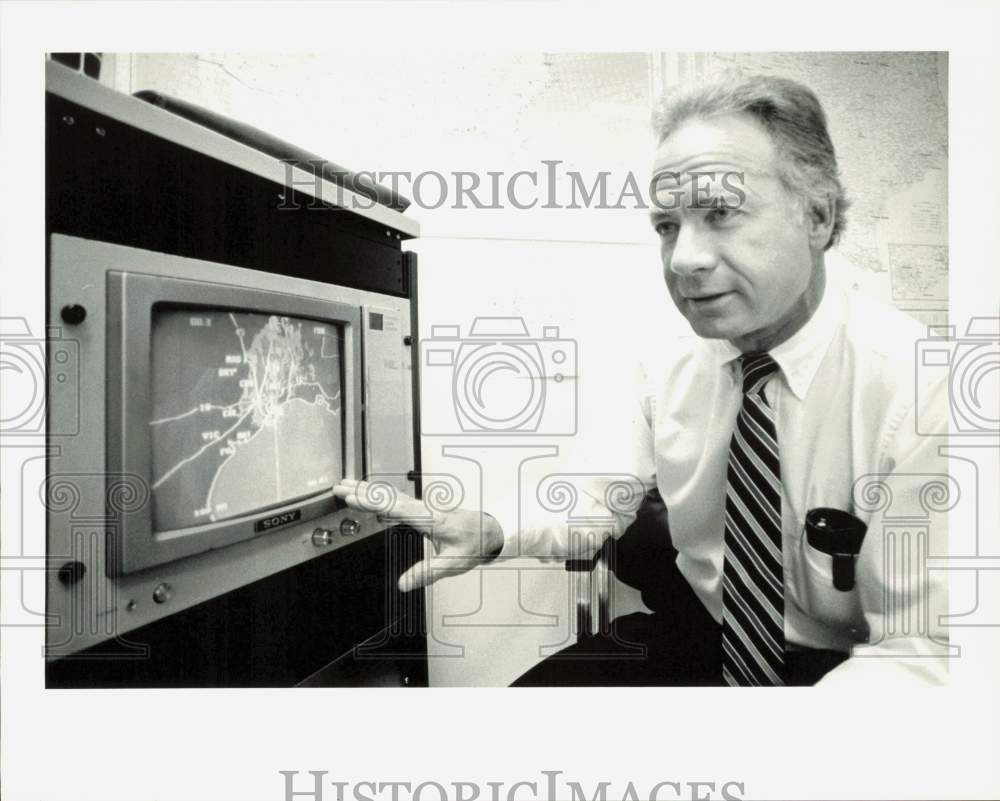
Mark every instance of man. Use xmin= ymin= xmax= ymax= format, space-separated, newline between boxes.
xmin=335 ymin=75 xmax=950 ymax=686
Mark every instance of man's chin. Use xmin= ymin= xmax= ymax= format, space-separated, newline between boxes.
xmin=685 ymin=315 xmax=742 ymax=341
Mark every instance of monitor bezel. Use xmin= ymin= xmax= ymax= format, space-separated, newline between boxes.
xmin=107 ymin=270 xmax=363 ymax=575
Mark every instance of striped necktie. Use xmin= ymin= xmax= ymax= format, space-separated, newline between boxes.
xmin=722 ymin=352 xmax=786 ymax=687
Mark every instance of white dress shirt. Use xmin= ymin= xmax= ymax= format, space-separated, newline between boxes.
xmin=499 ymin=276 xmax=950 ymax=685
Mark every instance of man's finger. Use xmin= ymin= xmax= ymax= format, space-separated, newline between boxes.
xmin=333 ymin=480 xmax=423 ymax=515
xmin=398 ymin=555 xmax=476 ymax=593
xmin=332 ymin=481 xmax=361 ymax=502
xmin=331 ymin=486 xmax=370 ymax=511
xmin=334 ymin=482 xmax=402 ymax=515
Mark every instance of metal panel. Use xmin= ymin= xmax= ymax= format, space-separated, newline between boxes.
xmin=47 ymin=234 xmax=415 ymax=657
xmin=46 ymin=61 xmax=419 ymax=238
xmin=362 ymin=304 xmax=415 ymax=498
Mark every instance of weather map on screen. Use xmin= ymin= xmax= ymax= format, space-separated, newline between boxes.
xmin=149 ymin=309 xmax=343 ymax=532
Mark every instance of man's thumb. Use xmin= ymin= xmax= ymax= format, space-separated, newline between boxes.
xmin=397 ymin=557 xmax=433 ymax=593
xmin=397 ymin=556 xmax=472 ymax=592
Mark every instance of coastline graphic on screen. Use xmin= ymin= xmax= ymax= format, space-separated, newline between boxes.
xmin=150 ymin=309 xmax=343 ymax=532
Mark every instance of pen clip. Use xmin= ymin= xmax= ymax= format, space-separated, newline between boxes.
xmin=831 ymin=552 xmax=856 ymax=592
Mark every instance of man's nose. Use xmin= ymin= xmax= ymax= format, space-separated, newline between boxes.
xmin=668 ymin=224 xmax=717 ymax=277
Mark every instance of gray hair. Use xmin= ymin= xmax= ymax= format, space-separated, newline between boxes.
xmin=653 ymin=74 xmax=849 ymax=250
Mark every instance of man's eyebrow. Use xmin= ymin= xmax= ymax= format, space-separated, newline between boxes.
xmin=651 ymin=159 xmax=747 ymax=179
xmin=648 ymin=207 xmax=680 ymax=224
xmin=651 ymin=165 xmax=769 ymax=185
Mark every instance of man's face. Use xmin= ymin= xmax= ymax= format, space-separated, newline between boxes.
xmin=650 ymin=113 xmax=820 ymax=352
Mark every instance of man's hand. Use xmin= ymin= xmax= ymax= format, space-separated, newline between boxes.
xmin=332 ymin=479 xmax=504 ymax=592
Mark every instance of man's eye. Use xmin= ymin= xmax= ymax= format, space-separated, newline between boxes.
xmin=654 ymin=220 xmax=679 ymax=237
xmin=707 ymin=206 xmax=739 ymax=225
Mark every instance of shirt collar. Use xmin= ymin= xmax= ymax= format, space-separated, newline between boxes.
xmin=705 ymin=277 xmax=843 ymax=401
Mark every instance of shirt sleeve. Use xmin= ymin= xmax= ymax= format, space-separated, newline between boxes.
xmin=817 ymin=373 xmax=951 ymax=687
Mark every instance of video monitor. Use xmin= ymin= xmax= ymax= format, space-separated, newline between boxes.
xmin=106 ymin=271 xmax=363 ymax=575
xmin=149 ymin=309 xmax=345 ymax=532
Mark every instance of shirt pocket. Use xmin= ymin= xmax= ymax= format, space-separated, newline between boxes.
xmin=795 ymin=513 xmax=865 ymax=631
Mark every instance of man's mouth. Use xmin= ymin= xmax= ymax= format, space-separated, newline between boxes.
xmin=685 ymin=291 xmax=731 ymax=303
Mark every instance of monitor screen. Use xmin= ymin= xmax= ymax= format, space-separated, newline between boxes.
xmin=149 ymin=307 xmax=344 ymax=532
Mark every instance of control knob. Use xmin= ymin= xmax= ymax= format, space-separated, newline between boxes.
xmin=312 ymin=528 xmax=335 ymax=546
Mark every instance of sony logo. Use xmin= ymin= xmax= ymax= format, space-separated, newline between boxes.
xmin=254 ymin=508 xmax=302 ymax=533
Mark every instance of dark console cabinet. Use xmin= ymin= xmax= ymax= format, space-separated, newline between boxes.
xmin=45 ymin=62 xmax=427 ymax=688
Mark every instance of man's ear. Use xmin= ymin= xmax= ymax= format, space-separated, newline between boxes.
xmin=807 ymin=195 xmax=836 ymax=250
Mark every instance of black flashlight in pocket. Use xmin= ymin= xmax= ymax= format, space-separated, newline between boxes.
xmin=805 ymin=508 xmax=868 ymax=591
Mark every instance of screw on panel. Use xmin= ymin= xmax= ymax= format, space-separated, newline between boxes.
xmin=312 ymin=528 xmax=335 ymax=546
xmin=57 ymin=561 xmax=86 ymax=587
xmin=152 ymin=583 xmax=172 ymax=604
xmin=60 ymin=304 xmax=87 ymax=325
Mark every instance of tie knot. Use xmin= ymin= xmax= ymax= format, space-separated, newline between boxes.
xmin=739 ymin=352 xmax=779 ymax=398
